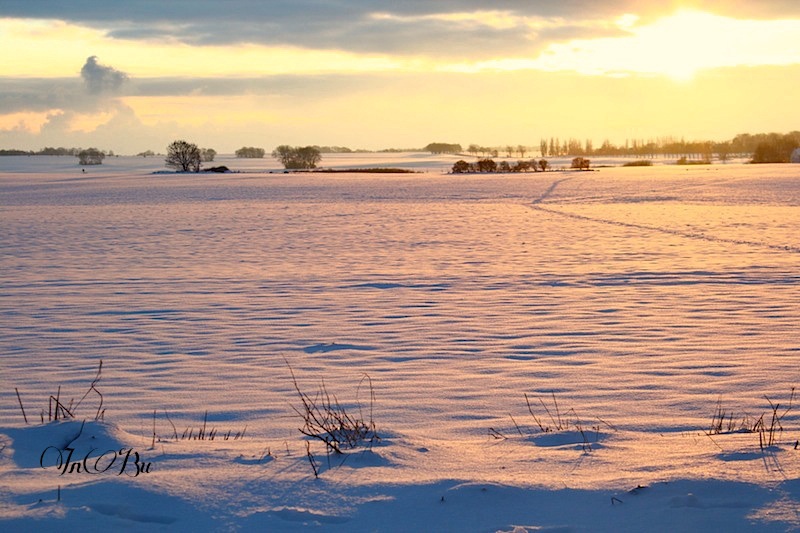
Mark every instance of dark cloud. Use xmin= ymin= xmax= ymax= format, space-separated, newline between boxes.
xmin=4 ymin=1 xmax=797 ymax=59
xmin=81 ymin=56 xmax=128 ymax=94
xmin=0 ymin=70 xmax=386 ymax=115
xmin=0 ymin=78 xmax=82 ymax=113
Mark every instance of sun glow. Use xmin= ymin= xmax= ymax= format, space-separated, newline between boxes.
xmin=0 ymin=111 xmax=52 ymax=133
xmin=119 ymin=95 xmax=277 ymax=127
xmin=66 ymin=111 xmax=117 ymax=132
xmin=445 ymin=10 xmax=800 ymax=81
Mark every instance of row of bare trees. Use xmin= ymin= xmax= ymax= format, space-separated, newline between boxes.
xmin=462 ymin=131 xmax=800 ymax=161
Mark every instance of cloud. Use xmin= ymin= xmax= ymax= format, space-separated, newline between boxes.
xmin=2 ymin=1 xmax=799 ymax=66
xmin=0 ymin=78 xmax=81 ymax=114
xmin=0 ymin=69 xmax=364 ymax=116
xmin=80 ymin=56 xmax=128 ymax=94
xmin=5 ymin=1 xmax=797 ymax=60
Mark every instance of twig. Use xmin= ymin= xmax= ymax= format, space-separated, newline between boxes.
xmin=525 ymin=393 xmax=548 ymax=432
xmin=509 ymin=414 xmax=524 ymax=436
xmin=306 ymin=441 xmax=319 ymax=478
xmin=15 ymin=388 xmax=28 ymax=424
xmin=488 ymin=428 xmax=507 ymax=439
xmin=163 ymin=409 xmax=178 ymax=440
xmin=73 ymin=360 xmax=104 ymax=420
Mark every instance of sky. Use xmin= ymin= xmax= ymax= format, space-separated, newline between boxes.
xmin=1 ymin=1 xmax=800 ymax=154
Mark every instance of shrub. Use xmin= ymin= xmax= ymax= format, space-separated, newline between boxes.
xmin=77 ymin=148 xmax=105 ymax=166
xmin=272 ymin=145 xmax=322 ymax=169
xmin=287 ymin=364 xmax=378 ymax=455
xmin=452 ymin=160 xmax=471 ymax=173
xmin=571 ymin=157 xmax=590 ymax=170
xmin=235 ymin=147 xmax=266 ymax=158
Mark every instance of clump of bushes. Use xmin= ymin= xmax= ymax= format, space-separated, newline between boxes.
xmin=272 ymin=145 xmax=322 ymax=169
xmin=452 ymin=158 xmax=549 ymax=174
xmin=570 ymin=157 xmax=591 ymax=170
xmin=235 ymin=146 xmax=266 ymax=158
xmin=77 ymin=148 xmax=105 ymax=166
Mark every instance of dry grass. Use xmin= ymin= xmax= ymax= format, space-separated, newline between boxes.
xmin=706 ymin=388 xmax=795 ymax=450
xmin=14 ymin=360 xmax=105 ymax=424
xmin=521 ymin=392 xmax=609 ymax=452
xmin=287 ymin=362 xmax=379 ymax=456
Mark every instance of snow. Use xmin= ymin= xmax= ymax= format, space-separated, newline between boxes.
xmin=1 ymin=154 xmax=800 ymax=531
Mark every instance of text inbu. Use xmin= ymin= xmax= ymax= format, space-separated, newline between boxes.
xmin=40 ymin=447 xmax=152 ymax=477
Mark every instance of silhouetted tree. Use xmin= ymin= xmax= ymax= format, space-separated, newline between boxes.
xmin=165 ymin=140 xmax=201 ymax=172
xmin=539 ymin=159 xmax=549 ymax=172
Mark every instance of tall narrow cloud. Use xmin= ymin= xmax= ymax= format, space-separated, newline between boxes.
xmin=80 ymin=56 xmax=128 ymax=94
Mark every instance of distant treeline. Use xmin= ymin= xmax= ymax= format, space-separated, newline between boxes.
xmin=458 ymin=132 xmax=800 ymax=162
xmin=536 ymin=132 xmax=800 ymax=161
xmin=1 ymin=147 xmax=115 ymax=156
xmin=2 ymin=131 xmax=798 ymax=162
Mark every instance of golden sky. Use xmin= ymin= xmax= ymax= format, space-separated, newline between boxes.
xmin=1 ymin=2 xmax=799 ymax=153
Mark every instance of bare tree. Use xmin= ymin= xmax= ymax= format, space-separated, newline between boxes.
xmin=165 ymin=140 xmax=201 ymax=172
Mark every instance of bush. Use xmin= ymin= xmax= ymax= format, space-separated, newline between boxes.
xmin=235 ymin=147 xmax=266 ymax=158
xmin=77 ymin=148 xmax=105 ymax=165
xmin=203 ymin=165 xmax=230 ymax=173
xmin=571 ymin=157 xmax=590 ymax=170
xmin=200 ymin=148 xmax=216 ymax=162
xmin=272 ymin=145 xmax=322 ymax=169
xmin=452 ymin=160 xmax=471 ymax=173
xmin=476 ymin=158 xmax=497 ymax=173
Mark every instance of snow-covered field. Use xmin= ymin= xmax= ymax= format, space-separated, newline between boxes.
xmin=1 ymin=154 xmax=799 ymax=531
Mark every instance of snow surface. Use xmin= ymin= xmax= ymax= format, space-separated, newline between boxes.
xmin=1 ymin=155 xmax=799 ymax=531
